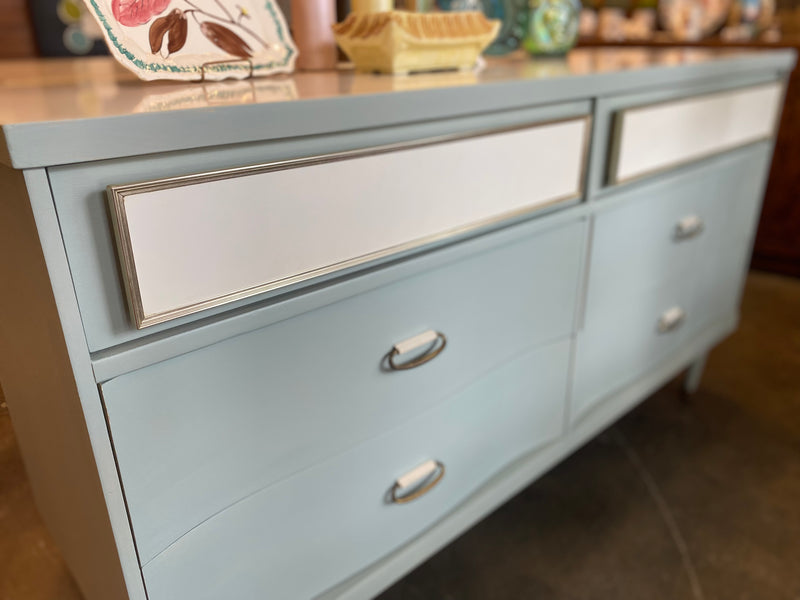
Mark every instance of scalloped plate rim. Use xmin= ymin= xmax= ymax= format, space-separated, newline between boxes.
xmin=80 ymin=0 xmax=298 ymax=81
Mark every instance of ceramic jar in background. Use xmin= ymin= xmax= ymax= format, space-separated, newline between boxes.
xmin=484 ymin=0 xmax=529 ymax=54
xmin=597 ymin=7 xmax=625 ymax=40
xmin=291 ymin=0 xmax=338 ymax=69
xmin=439 ymin=0 xmax=528 ymax=54
xmin=523 ymin=0 xmax=581 ymax=55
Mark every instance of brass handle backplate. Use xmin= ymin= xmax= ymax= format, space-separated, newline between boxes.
xmin=388 ymin=330 xmax=447 ymax=371
xmin=390 ymin=459 xmax=446 ymax=504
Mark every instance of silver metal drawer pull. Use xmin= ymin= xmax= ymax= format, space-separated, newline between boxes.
xmin=674 ymin=215 xmax=704 ymax=240
xmin=388 ymin=329 xmax=447 ymax=371
xmin=658 ymin=306 xmax=686 ymax=333
xmin=391 ymin=459 xmax=445 ymax=504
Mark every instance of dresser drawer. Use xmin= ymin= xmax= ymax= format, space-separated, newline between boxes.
xmin=49 ymin=101 xmax=592 ymax=352
xmin=573 ymin=146 xmax=770 ymax=421
xmin=608 ymin=82 xmax=781 ymax=185
xmin=140 ymin=340 xmax=571 ymax=600
xmin=100 ymin=218 xmax=585 ymax=566
xmin=586 ymin=169 xmax=717 ymax=298
xmin=687 ymin=147 xmax=772 ymax=330
xmin=573 ymin=276 xmax=693 ymax=421
xmin=107 ymin=118 xmax=589 ymax=329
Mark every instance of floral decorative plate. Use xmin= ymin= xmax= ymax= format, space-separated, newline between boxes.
xmin=81 ymin=0 xmax=297 ymax=80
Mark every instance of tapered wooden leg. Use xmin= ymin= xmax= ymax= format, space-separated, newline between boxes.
xmin=683 ymin=352 xmax=708 ymax=396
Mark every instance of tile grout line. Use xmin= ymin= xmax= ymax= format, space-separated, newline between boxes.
xmin=612 ymin=426 xmax=706 ymax=600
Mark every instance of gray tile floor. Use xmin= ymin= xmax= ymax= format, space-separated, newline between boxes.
xmin=1 ymin=271 xmax=798 ymax=600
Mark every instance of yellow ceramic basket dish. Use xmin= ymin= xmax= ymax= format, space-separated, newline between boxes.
xmin=333 ymin=11 xmax=501 ymax=74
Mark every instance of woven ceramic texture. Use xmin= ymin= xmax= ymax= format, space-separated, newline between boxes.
xmin=333 ymin=11 xmax=500 ymax=73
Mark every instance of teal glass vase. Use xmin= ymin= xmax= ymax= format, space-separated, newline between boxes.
xmin=439 ymin=0 xmax=529 ymax=55
xmin=522 ymin=0 xmax=580 ymax=56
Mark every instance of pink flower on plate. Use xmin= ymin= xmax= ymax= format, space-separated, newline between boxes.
xmin=112 ymin=0 xmax=172 ymax=26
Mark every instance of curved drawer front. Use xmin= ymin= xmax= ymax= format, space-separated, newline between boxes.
xmin=574 ymin=147 xmax=770 ymax=421
xmin=587 ymin=169 xmax=716 ymax=298
xmin=608 ymin=82 xmax=781 ymax=185
xmin=575 ymin=166 xmax=713 ymax=420
xmin=141 ymin=341 xmax=571 ymax=600
xmin=101 ymin=218 xmax=585 ymax=565
xmin=573 ymin=278 xmax=693 ymax=421
xmin=688 ymin=146 xmax=771 ymax=329
xmin=108 ymin=118 xmax=589 ymax=329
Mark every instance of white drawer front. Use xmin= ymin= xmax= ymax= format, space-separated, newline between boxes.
xmin=609 ymin=83 xmax=782 ymax=184
xmin=109 ymin=118 xmax=589 ymax=328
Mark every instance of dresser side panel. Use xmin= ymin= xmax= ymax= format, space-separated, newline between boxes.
xmin=0 ymin=165 xmax=144 ymax=600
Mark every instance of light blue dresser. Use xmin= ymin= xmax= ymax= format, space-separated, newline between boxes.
xmin=0 ymin=48 xmax=794 ymax=600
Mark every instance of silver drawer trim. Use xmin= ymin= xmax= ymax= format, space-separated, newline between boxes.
xmin=107 ymin=116 xmax=591 ymax=329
